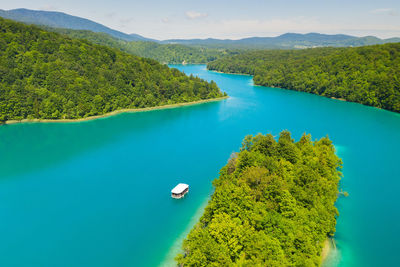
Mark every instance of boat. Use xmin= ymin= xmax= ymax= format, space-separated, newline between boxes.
xmin=171 ymin=183 xmax=189 ymax=199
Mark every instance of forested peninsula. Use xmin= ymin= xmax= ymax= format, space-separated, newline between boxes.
xmin=177 ymin=132 xmax=342 ymax=266
xmin=0 ymin=18 xmax=225 ymax=123
xmin=208 ymin=44 xmax=400 ymax=113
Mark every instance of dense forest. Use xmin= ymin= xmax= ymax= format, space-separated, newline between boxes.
xmin=177 ymin=132 xmax=342 ymax=266
xmin=208 ymin=44 xmax=400 ymax=113
xmin=0 ymin=18 xmax=225 ymax=122
xmin=41 ymin=27 xmax=240 ymax=64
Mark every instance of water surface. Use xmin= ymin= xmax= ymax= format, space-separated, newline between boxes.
xmin=0 ymin=65 xmax=399 ymax=266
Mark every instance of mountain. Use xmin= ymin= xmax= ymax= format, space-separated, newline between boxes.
xmin=0 ymin=8 xmax=155 ymax=42
xmin=163 ymin=32 xmax=400 ymax=49
xmin=0 ymin=17 xmax=224 ymax=122
xmin=385 ymin=37 xmax=400 ymax=43
xmin=129 ymin=33 xmax=156 ymax=42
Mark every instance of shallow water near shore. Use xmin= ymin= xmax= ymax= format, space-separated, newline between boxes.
xmin=0 ymin=65 xmax=399 ymax=266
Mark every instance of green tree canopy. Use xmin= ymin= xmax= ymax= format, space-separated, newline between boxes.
xmin=0 ymin=17 xmax=224 ymax=122
xmin=208 ymin=44 xmax=400 ymax=113
xmin=177 ymin=132 xmax=342 ymax=266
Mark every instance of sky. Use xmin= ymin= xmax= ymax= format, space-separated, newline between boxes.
xmin=1 ymin=0 xmax=400 ymax=40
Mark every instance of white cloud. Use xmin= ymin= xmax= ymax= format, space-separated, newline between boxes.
xmin=215 ymin=17 xmax=400 ymax=38
xmin=162 ymin=18 xmax=170 ymax=23
xmin=120 ymin=17 xmax=135 ymax=24
xmin=219 ymin=17 xmax=323 ymax=36
xmin=105 ymin=12 xmax=117 ymax=19
xmin=118 ymin=17 xmax=135 ymax=28
xmin=39 ymin=5 xmax=58 ymax=11
xmin=370 ymin=8 xmax=398 ymax=16
xmin=185 ymin=11 xmax=208 ymax=20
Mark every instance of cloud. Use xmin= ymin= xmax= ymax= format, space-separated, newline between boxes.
xmin=370 ymin=8 xmax=398 ymax=16
xmin=39 ymin=5 xmax=58 ymax=11
xmin=118 ymin=17 xmax=135 ymax=28
xmin=216 ymin=17 xmax=329 ymax=37
xmin=216 ymin=17 xmax=400 ymax=39
xmin=105 ymin=12 xmax=117 ymax=19
xmin=162 ymin=18 xmax=170 ymax=23
xmin=185 ymin=11 xmax=208 ymax=20
xmin=148 ymin=16 xmax=400 ymax=40
xmin=120 ymin=17 xmax=135 ymax=24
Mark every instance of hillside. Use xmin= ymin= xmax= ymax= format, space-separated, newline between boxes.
xmin=40 ymin=27 xmax=240 ymax=64
xmin=0 ymin=8 xmax=154 ymax=42
xmin=177 ymin=132 xmax=342 ymax=266
xmin=208 ymin=44 xmax=400 ymax=112
xmin=0 ymin=18 xmax=224 ymax=123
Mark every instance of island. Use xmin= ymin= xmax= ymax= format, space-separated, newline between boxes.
xmin=176 ymin=131 xmax=342 ymax=266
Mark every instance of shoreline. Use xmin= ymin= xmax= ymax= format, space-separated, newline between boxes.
xmin=321 ymin=239 xmax=331 ymax=262
xmin=330 ymin=97 xmax=347 ymax=102
xmin=210 ymin=68 xmax=400 ymax=114
xmin=3 ymin=96 xmax=228 ymax=125
xmin=321 ymin=238 xmax=334 ymax=264
xmin=158 ymin=197 xmax=210 ymax=267
xmin=208 ymin=69 xmax=252 ymax=76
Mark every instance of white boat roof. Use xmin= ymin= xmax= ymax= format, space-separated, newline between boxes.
xmin=171 ymin=183 xmax=189 ymax=194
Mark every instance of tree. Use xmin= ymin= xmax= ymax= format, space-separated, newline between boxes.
xmin=208 ymin=43 xmax=400 ymax=113
xmin=177 ymin=132 xmax=342 ymax=266
xmin=0 ymin=17 xmax=225 ymax=122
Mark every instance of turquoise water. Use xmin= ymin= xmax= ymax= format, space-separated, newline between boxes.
xmin=0 ymin=65 xmax=399 ymax=266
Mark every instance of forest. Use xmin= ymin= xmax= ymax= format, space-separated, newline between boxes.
xmin=177 ymin=131 xmax=342 ymax=266
xmin=208 ymin=44 xmax=400 ymax=113
xmin=41 ymin=27 xmax=241 ymax=64
xmin=0 ymin=18 xmax=225 ymax=123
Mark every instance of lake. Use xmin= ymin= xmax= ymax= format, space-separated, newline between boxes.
xmin=0 ymin=64 xmax=399 ymax=266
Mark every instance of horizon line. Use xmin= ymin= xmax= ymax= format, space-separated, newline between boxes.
xmin=2 ymin=8 xmax=400 ymax=40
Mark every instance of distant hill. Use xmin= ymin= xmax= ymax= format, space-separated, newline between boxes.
xmin=39 ymin=26 xmax=240 ymax=64
xmin=163 ymin=33 xmax=400 ymax=49
xmin=0 ymin=8 xmax=155 ymax=42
